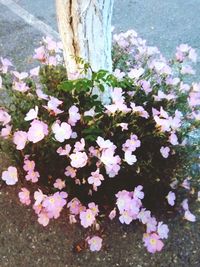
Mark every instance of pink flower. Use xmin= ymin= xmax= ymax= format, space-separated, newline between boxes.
xmin=160 ymin=146 xmax=170 ymax=158
xmin=43 ymin=36 xmax=57 ymax=51
xmin=69 ymin=152 xmax=88 ymax=168
xmin=84 ymin=108 xmax=96 ymax=117
xmin=0 ymin=76 xmax=2 ymax=88
xmin=67 ymin=198 xmax=85 ymax=215
xmin=184 ymin=210 xmax=196 ymax=222
xmin=123 ymin=134 xmax=141 ymax=152
xmin=88 ymin=202 xmax=99 ymax=216
xmin=25 ymin=170 xmax=40 ymax=183
xmin=57 ymin=144 xmax=71 ymax=156
xmin=105 ymin=102 xmax=130 ymax=114
xmin=169 ymin=132 xmax=178 ymax=145
xmin=134 ymin=185 xmax=144 ymax=199
xmin=128 ymin=67 xmax=144 ymax=80
xmin=74 ymin=138 xmax=85 ymax=152
xmin=34 ymin=189 xmax=46 ymax=206
xmin=30 ymin=66 xmax=40 ymax=76
xmin=27 ymin=119 xmax=48 ymax=143
xmin=181 ymin=178 xmax=190 ymax=190
xmin=131 ymin=103 xmax=149 ymax=119
xmin=1 ymin=166 xmax=18 ymax=185
xmin=110 ymin=87 xmax=125 ymax=104
xmin=146 ymin=216 xmax=157 ymax=233
xmin=119 ymin=210 xmax=133 ymax=224
xmin=23 ymin=159 xmax=35 ymax=172
xmin=150 ymin=61 xmax=171 ymax=75
xmin=69 ymin=215 xmax=77 ymax=224
xmin=87 ymin=236 xmax=102 ymax=252
xmin=100 ymin=148 xmax=119 ymax=166
xmin=181 ymin=65 xmax=195 ymax=75
xmin=45 ymin=96 xmax=63 ymax=115
xmin=143 ymin=233 xmax=164 ymax=253
xmin=157 ymin=222 xmax=169 ymax=239
xmin=18 ymin=188 xmax=31 ymax=205
xmin=0 ymin=57 xmax=12 ymax=73
xmin=109 ymin=208 xmax=117 ymax=220
xmin=154 ymin=116 xmax=171 ymax=132
xmin=52 ymin=122 xmax=72 ymax=142
xmin=188 ymin=48 xmax=197 ymax=62
xmin=33 ymin=46 xmax=46 ymax=62
xmin=68 ymin=105 xmax=81 ymax=126
xmin=124 ymin=151 xmax=137 ymax=165
xmin=105 ymin=162 xmax=121 ymax=178
xmin=181 ymin=199 xmax=189 ymax=211
xmin=24 ymin=106 xmax=38 ymax=121
xmin=154 ymin=90 xmax=176 ymax=102
xmin=118 ymin=123 xmax=128 ymax=131
xmin=0 ymin=109 xmax=11 ymax=126
xmin=65 ymin=166 xmax=77 ymax=178
xmin=13 ymin=71 xmax=28 ymax=80
xmin=53 ymin=178 xmax=66 ymax=190
xmin=116 ymin=190 xmax=132 ymax=212
xmin=42 ymin=192 xmax=68 ymax=219
xmin=80 ymin=209 xmax=96 ymax=228
xmin=36 ymin=89 xmax=49 ymax=100
xmin=137 ymin=209 xmax=151 ymax=224
xmin=96 ymin=136 xmax=115 ymax=150
xmin=140 ymin=80 xmax=152 ymax=94
xmin=113 ymin=69 xmax=125 ymax=79
xmin=38 ymin=212 xmax=50 ymax=227
xmin=1 ymin=125 xmax=12 ymax=138
xmin=88 ymin=169 xmax=104 ymax=188
xmin=166 ymin=191 xmax=176 ymax=206
xmin=13 ymin=81 xmax=29 ymax=92
xmin=197 ymin=191 xmax=200 ymax=201
xmin=48 ymin=56 xmax=57 ymax=66
xmin=13 ymin=131 xmax=27 ymax=150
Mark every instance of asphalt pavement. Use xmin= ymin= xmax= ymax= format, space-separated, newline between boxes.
xmin=0 ymin=0 xmax=200 ymax=73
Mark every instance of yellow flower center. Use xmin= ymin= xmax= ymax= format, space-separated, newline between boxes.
xmin=49 ymin=197 xmax=55 ymax=204
xmin=150 ymin=238 xmax=156 ymax=245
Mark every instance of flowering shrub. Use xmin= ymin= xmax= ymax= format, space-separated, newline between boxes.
xmin=0 ymin=32 xmax=200 ymax=253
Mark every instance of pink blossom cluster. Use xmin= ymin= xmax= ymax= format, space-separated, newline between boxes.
xmin=33 ymin=189 xmax=68 ymax=226
xmin=114 ymin=187 xmax=169 ymax=253
xmin=18 ymin=187 xmax=31 ymax=205
xmin=0 ymin=109 xmax=12 ymax=138
xmin=0 ymin=29 xmax=199 ymax=254
xmin=175 ymin=44 xmax=197 ymax=63
xmin=153 ymin=107 xmax=182 ymax=133
xmin=97 ymin=137 xmax=121 ymax=177
xmin=23 ymin=158 xmax=40 ymax=183
xmin=13 ymin=119 xmax=49 ymax=150
xmin=105 ymin=87 xmax=130 ymax=114
xmin=33 ymin=36 xmax=63 ymax=66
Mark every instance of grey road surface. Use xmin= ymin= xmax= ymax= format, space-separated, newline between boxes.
xmin=0 ymin=0 xmax=200 ymax=74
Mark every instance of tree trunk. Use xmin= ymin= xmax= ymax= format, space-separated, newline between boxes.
xmin=55 ymin=0 xmax=114 ymax=78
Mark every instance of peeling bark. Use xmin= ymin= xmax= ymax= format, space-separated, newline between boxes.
xmin=55 ymin=0 xmax=114 ymax=77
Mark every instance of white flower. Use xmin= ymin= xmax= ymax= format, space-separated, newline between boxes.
xmin=184 ymin=210 xmax=196 ymax=222
xmin=69 ymin=152 xmax=88 ymax=168
xmin=157 ymin=222 xmax=169 ymax=239
xmin=25 ymin=106 xmax=38 ymax=121
xmin=52 ymin=122 xmax=72 ymax=142
xmin=124 ymin=151 xmax=137 ymax=165
xmin=166 ymin=191 xmax=176 ymax=206
xmin=128 ymin=68 xmax=144 ymax=80
xmin=2 ymin=166 xmax=18 ymax=185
